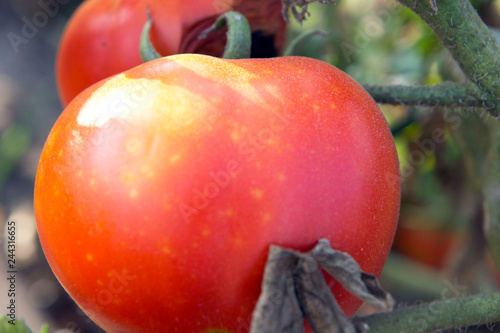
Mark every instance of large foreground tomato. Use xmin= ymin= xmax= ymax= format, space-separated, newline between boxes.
xmin=56 ymin=0 xmax=285 ymax=106
xmin=36 ymin=55 xmax=400 ymax=332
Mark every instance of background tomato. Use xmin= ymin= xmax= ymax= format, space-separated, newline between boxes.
xmin=393 ymin=222 xmax=461 ymax=269
xmin=56 ymin=0 xmax=286 ymax=106
xmin=36 ymin=55 xmax=400 ymax=332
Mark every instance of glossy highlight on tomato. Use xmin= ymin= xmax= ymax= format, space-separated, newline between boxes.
xmin=56 ymin=0 xmax=286 ymax=106
xmin=36 ymin=54 xmax=401 ymax=332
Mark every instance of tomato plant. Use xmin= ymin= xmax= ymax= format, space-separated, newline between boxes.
xmin=35 ymin=54 xmax=400 ymax=332
xmin=56 ymin=0 xmax=285 ymax=106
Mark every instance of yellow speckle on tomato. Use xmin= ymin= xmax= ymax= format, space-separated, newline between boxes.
xmin=122 ymin=171 xmax=136 ymax=184
xmin=230 ymin=131 xmax=241 ymax=142
xmin=201 ymin=228 xmax=211 ymax=237
xmin=277 ymin=173 xmax=286 ymax=181
xmin=89 ymin=179 xmax=96 ymax=186
xmin=126 ymin=138 xmax=141 ymax=154
xmin=86 ymin=253 xmax=93 ymax=261
xmin=169 ymin=154 xmax=181 ymax=163
xmin=263 ymin=83 xmax=282 ymax=101
xmin=330 ymin=103 xmax=337 ymax=109
xmin=312 ymin=104 xmax=320 ymax=111
xmin=262 ymin=212 xmax=272 ymax=222
xmin=97 ymin=280 xmax=104 ymax=286
xmin=162 ymin=247 xmax=172 ymax=255
xmin=129 ymin=189 xmax=138 ymax=199
xmin=250 ymin=189 xmax=264 ymax=200
xmin=140 ymin=165 xmax=155 ymax=178
xmin=58 ymin=150 xmax=63 ymax=157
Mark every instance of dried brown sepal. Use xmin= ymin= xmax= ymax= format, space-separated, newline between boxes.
xmin=250 ymin=246 xmax=305 ymax=333
xmin=250 ymin=239 xmax=393 ymax=333
xmin=311 ymin=239 xmax=394 ymax=312
xmin=294 ymin=255 xmax=356 ymax=333
xmin=281 ymin=0 xmax=336 ymax=23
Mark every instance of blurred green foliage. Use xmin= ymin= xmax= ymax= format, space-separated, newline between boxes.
xmin=0 ymin=315 xmax=49 ymax=333
xmin=0 ymin=124 xmax=31 ymax=188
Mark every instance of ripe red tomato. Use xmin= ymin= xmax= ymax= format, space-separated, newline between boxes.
xmin=36 ymin=55 xmax=400 ymax=332
xmin=56 ymin=0 xmax=286 ymax=106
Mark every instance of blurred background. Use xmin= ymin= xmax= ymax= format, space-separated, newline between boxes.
xmin=1 ymin=0 xmax=500 ymax=332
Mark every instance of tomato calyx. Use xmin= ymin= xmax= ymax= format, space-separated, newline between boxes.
xmin=198 ymin=11 xmax=251 ymax=59
xmin=250 ymin=239 xmax=394 ymax=333
xmin=140 ymin=10 xmax=251 ymax=62
xmin=140 ymin=7 xmax=162 ymax=63
xmin=178 ymin=15 xmax=228 ymax=57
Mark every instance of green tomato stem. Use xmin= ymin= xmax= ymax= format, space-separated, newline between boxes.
xmin=199 ymin=11 xmax=251 ymax=59
xmin=354 ymin=292 xmax=500 ymax=333
xmin=140 ymin=7 xmax=162 ymax=63
xmin=363 ymin=81 xmax=485 ymax=109
xmin=397 ymin=0 xmax=500 ymax=117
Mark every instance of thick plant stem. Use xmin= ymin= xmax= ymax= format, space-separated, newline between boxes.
xmin=397 ymin=0 xmax=500 ymax=117
xmin=364 ymin=82 xmax=482 ymax=107
xmin=354 ymin=292 xmax=500 ymax=333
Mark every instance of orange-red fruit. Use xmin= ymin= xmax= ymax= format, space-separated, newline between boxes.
xmin=394 ymin=223 xmax=461 ymax=269
xmin=36 ymin=55 xmax=401 ymax=332
xmin=56 ymin=0 xmax=286 ymax=106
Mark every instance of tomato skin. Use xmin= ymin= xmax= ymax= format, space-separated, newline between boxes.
xmin=56 ymin=0 xmax=286 ymax=107
xmin=36 ymin=55 xmax=400 ymax=332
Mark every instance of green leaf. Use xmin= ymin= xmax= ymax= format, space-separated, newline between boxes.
xmin=0 ymin=315 xmax=33 ymax=333
xmin=0 ymin=124 xmax=31 ymax=188
xmin=448 ymin=110 xmax=500 ymax=272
